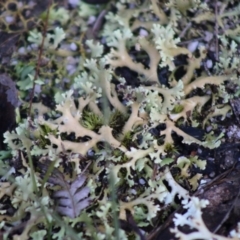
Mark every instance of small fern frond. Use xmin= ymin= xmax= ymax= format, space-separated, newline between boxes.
xmin=53 ymin=174 xmax=90 ymax=218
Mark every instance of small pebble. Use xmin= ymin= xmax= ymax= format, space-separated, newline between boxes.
xmin=70 ymin=42 xmax=77 ymax=51
xmin=18 ymin=47 xmax=26 ymax=55
xmin=87 ymin=16 xmax=96 ymax=25
xmin=139 ymin=29 xmax=148 ymax=37
xmin=68 ymin=0 xmax=80 ymax=7
xmin=5 ymin=16 xmax=15 ymax=23
xmin=204 ymin=31 xmax=213 ymax=42
xmin=206 ymin=126 xmax=212 ymax=132
xmin=188 ymin=41 xmax=199 ymax=52
xmin=209 ymin=172 xmax=215 ymax=178
xmin=206 ymin=59 xmax=213 ymax=69
xmin=130 ymin=189 xmax=137 ymax=195
xmin=87 ymin=149 xmax=95 ymax=157
xmin=139 ymin=178 xmax=145 ymax=185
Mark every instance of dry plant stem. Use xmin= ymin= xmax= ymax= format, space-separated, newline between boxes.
xmin=28 ymin=0 xmax=52 ymax=118
xmin=214 ymin=0 xmax=219 ymax=61
xmin=179 ymin=22 xmax=192 ymax=39
xmin=81 ymin=160 xmax=92 ymax=174
xmin=89 ymin=0 xmax=113 ymax=39
xmin=26 ymin=140 xmax=38 ymax=195
xmin=91 ymin=10 xmax=107 ymax=38
xmin=230 ymin=100 xmax=240 ymax=124
xmin=213 ymin=178 xmax=240 ymax=233
xmin=79 ymin=32 xmax=86 ymax=61
xmin=178 ymin=37 xmax=204 ymax=46
xmin=203 ymin=60 xmax=211 ymax=76
xmin=151 ymin=163 xmax=158 ymax=181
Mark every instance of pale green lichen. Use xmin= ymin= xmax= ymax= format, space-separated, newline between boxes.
xmin=0 ymin=0 xmax=239 ymax=239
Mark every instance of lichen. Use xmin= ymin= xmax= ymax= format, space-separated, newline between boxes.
xmin=0 ymin=0 xmax=239 ymax=239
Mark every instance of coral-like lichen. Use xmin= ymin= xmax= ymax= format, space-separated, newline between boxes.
xmin=0 ymin=0 xmax=239 ymax=239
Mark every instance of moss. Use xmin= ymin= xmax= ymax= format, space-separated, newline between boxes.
xmin=38 ymin=124 xmax=58 ymax=147
xmin=109 ymin=110 xmax=129 ymax=133
xmin=172 ymin=104 xmax=184 ymax=114
xmin=121 ymin=131 xmax=134 ymax=148
xmin=81 ymin=109 xmax=103 ymax=131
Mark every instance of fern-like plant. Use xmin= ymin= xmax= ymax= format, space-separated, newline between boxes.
xmin=52 ymin=174 xmax=90 ymax=218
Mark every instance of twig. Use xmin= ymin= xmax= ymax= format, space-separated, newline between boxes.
xmin=177 ymin=37 xmax=204 ymax=46
xmin=87 ymin=0 xmax=113 ymax=40
xmin=91 ymin=10 xmax=107 ymax=39
xmin=28 ymin=0 xmax=52 ymax=118
xmin=179 ymin=22 xmax=192 ymax=39
xmin=203 ymin=60 xmax=212 ymax=76
xmin=213 ymin=183 xmax=240 ymax=233
xmin=151 ymin=163 xmax=158 ymax=181
xmin=214 ymin=0 xmax=219 ymax=61
xmin=230 ymin=99 xmax=240 ymax=124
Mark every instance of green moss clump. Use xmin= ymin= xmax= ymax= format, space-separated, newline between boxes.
xmin=81 ymin=109 xmax=103 ymax=131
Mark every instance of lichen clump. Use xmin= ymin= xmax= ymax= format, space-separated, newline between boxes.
xmin=0 ymin=0 xmax=240 ymax=239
